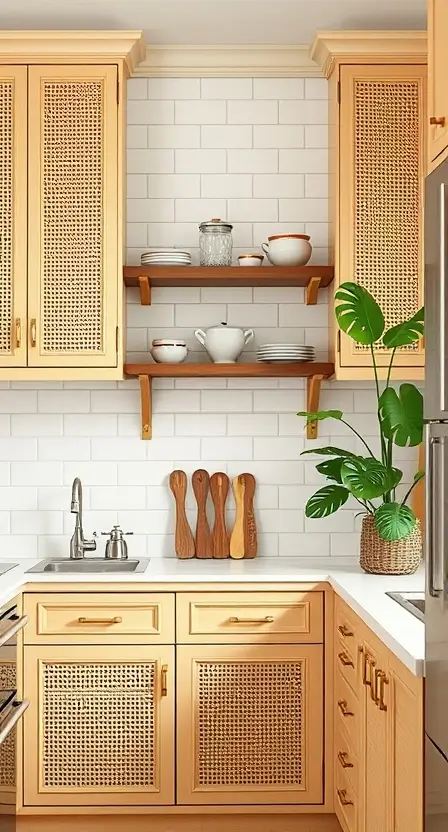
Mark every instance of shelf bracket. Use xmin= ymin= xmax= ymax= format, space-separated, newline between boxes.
xmin=138 ymin=275 xmax=151 ymax=306
xmin=139 ymin=375 xmax=152 ymax=439
xmin=306 ymin=276 xmax=322 ymax=305
xmin=307 ymin=374 xmax=324 ymax=439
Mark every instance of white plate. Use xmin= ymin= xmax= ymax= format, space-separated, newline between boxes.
xmin=142 ymin=257 xmax=191 ymax=262
xmin=258 ymin=343 xmax=311 ymax=348
xmin=257 ymin=357 xmax=313 ymax=363
xmin=142 ymin=250 xmax=191 ymax=256
xmin=142 ymin=261 xmax=191 ymax=267
xmin=257 ymin=350 xmax=315 ymax=356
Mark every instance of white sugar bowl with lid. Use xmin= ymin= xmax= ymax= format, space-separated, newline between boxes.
xmin=194 ymin=322 xmax=254 ymax=363
xmin=261 ymin=233 xmax=312 ymax=266
xmin=199 ymin=218 xmax=233 ymax=266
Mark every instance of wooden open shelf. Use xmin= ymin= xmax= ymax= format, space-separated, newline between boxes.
xmin=123 ymin=265 xmax=334 ymax=306
xmin=124 ymin=362 xmax=334 ymax=440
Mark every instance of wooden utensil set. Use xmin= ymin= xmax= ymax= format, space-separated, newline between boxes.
xmin=169 ymin=469 xmax=257 ymax=560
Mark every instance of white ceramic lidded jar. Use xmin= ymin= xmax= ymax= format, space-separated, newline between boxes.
xmin=199 ymin=218 xmax=233 ymax=266
xmin=194 ymin=322 xmax=255 ymax=363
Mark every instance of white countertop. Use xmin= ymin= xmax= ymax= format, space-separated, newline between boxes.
xmin=0 ymin=557 xmax=425 ymax=676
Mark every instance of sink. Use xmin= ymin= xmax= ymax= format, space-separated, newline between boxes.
xmin=0 ymin=563 xmax=18 ymax=576
xmin=386 ymin=591 xmax=425 ymax=622
xmin=26 ymin=558 xmax=150 ymax=574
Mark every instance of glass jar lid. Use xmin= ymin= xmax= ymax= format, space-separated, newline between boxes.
xmin=199 ymin=217 xmax=233 ymax=233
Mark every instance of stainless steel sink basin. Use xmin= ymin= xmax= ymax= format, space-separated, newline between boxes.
xmin=386 ymin=591 xmax=425 ymax=622
xmin=26 ymin=558 xmax=150 ymax=574
xmin=0 ymin=563 xmax=18 ymax=576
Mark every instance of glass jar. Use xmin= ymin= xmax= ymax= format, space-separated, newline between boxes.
xmin=199 ymin=218 xmax=233 ymax=266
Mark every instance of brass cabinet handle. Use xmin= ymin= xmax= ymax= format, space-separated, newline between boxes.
xmin=338 ymin=624 xmax=354 ymax=638
xmin=430 ymin=116 xmax=446 ymax=127
xmin=161 ymin=664 xmax=168 ymax=697
xmin=30 ymin=318 xmax=36 ymax=347
xmin=337 ymin=750 xmax=354 ymax=769
xmin=338 ymin=699 xmax=354 ymax=717
xmin=228 ymin=616 xmax=274 ymax=624
xmin=337 ymin=789 xmax=354 ymax=807
xmin=375 ymin=669 xmax=389 ymax=711
xmin=338 ymin=651 xmax=354 ymax=668
xmin=77 ymin=616 xmax=122 ymax=624
xmin=15 ymin=318 xmax=21 ymax=349
xmin=362 ymin=650 xmax=376 ymax=690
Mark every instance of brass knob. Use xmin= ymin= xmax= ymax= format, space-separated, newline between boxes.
xmin=430 ymin=116 xmax=446 ymax=127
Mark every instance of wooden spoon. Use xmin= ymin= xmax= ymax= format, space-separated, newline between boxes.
xmin=191 ymin=469 xmax=213 ymax=559
xmin=209 ymin=472 xmax=230 ymax=558
xmin=230 ymin=475 xmax=245 ymax=559
xmin=241 ymin=473 xmax=257 ymax=558
xmin=169 ymin=470 xmax=195 ymax=559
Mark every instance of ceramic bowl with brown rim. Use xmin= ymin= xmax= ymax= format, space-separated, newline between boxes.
xmin=261 ymin=234 xmax=312 ymax=266
xmin=237 ymin=254 xmax=264 ymax=267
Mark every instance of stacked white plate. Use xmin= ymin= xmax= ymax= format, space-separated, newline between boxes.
xmin=141 ymin=249 xmax=191 ymax=267
xmin=257 ymin=343 xmax=315 ymax=363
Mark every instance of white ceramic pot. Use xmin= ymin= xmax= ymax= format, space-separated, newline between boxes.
xmin=261 ymin=234 xmax=312 ymax=266
xmin=194 ymin=322 xmax=255 ymax=363
xmin=150 ymin=341 xmax=188 ymax=364
xmin=238 ymin=254 xmax=264 ymax=267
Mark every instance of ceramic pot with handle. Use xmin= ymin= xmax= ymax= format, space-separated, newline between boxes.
xmin=261 ymin=233 xmax=312 ymax=266
xmin=194 ymin=322 xmax=255 ymax=363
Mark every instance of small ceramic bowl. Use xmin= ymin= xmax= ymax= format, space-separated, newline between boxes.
xmin=261 ymin=234 xmax=312 ymax=266
xmin=238 ymin=254 xmax=264 ymax=267
xmin=150 ymin=343 xmax=188 ymax=364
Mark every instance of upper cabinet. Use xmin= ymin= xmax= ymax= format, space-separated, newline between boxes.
xmin=311 ymin=32 xmax=427 ymax=381
xmin=0 ymin=32 xmax=145 ymax=380
xmin=428 ymin=0 xmax=448 ymax=168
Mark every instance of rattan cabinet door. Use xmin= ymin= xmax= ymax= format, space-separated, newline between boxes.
xmin=428 ymin=0 xmax=448 ymax=165
xmin=23 ymin=645 xmax=175 ymax=806
xmin=177 ymin=644 xmax=323 ymax=805
xmin=27 ymin=66 xmax=118 ymax=368
xmin=0 ymin=67 xmax=27 ymax=368
xmin=338 ymin=64 xmax=426 ymax=373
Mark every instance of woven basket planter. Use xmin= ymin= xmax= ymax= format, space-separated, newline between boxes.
xmin=359 ymin=515 xmax=422 ymax=575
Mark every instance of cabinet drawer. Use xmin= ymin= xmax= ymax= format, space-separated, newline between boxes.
xmin=335 ymin=637 xmax=359 ymax=694
xmin=176 ymin=591 xmax=324 ymax=643
xmin=23 ymin=592 xmax=175 ymax=644
xmin=335 ymin=670 xmax=359 ymax=759
xmin=335 ymin=718 xmax=358 ymax=793
xmin=335 ymin=761 xmax=358 ymax=832
xmin=335 ymin=596 xmax=359 ymax=645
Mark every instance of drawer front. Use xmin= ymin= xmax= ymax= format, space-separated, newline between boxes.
xmin=23 ymin=592 xmax=175 ymax=644
xmin=335 ymin=636 xmax=359 ymax=694
xmin=335 ymin=760 xmax=358 ymax=832
xmin=335 ymin=669 xmax=359 ymax=758
xmin=335 ymin=596 xmax=359 ymax=645
xmin=335 ymin=718 xmax=358 ymax=793
xmin=176 ymin=591 xmax=324 ymax=643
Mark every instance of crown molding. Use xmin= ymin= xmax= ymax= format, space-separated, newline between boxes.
xmin=311 ymin=30 xmax=427 ymax=78
xmin=133 ymin=44 xmax=322 ymax=77
xmin=0 ymin=31 xmax=146 ymax=72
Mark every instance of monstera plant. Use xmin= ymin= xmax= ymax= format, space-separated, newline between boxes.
xmin=298 ymin=282 xmax=424 ymax=544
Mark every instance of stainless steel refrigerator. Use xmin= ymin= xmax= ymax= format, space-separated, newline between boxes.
xmin=425 ymin=157 xmax=448 ymax=830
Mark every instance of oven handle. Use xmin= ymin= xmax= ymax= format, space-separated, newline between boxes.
xmin=0 ymin=699 xmax=29 ymax=745
xmin=0 ymin=614 xmax=28 ymax=647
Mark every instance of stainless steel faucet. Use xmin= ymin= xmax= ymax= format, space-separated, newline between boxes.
xmin=70 ymin=478 xmax=97 ymax=559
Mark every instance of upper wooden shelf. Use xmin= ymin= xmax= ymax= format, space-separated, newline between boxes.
xmin=123 ymin=265 xmax=334 ymax=305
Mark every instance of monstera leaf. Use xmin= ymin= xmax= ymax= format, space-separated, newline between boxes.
xmin=297 ymin=409 xmax=342 ymax=424
xmin=374 ymin=503 xmax=416 ymax=541
xmin=315 ymin=458 xmax=345 ymax=483
xmin=340 ymin=457 xmax=397 ymax=500
xmin=301 ymin=446 xmax=357 ymax=459
xmin=379 ymin=384 xmax=424 ymax=447
xmin=305 ymin=485 xmax=350 ymax=518
xmin=335 ymin=282 xmax=385 ymax=345
xmin=382 ymin=308 xmax=424 ymax=349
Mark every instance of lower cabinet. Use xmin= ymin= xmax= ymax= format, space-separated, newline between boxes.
xmin=23 ymin=644 xmax=175 ymax=807
xmin=176 ymin=643 xmax=324 ymax=805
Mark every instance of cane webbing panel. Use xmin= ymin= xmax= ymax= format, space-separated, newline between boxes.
xmin=0 ymin=663 xmax=16 ymax=789
xmin=196 ymin=660 xmax=303 ymax=787
xmin=0 ymin=82 xmax=13 ymax=355
xmin=41 ymin=80 xmax=104 ymax=354
xmin=353 ymin=79 xmax=421 ymax=351
xmin=42 ymin=662 xmax=156 ymax=789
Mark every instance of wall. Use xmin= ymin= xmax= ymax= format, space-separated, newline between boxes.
xmin=0 ymin=75 xmax=419 ymax=561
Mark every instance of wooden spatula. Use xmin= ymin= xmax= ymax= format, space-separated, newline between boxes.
xmin=169 ymin=470 xmax=195 ymax=559
xmin=210 ymin=472 xmax=230 ymax=558
xmin=230 ymin=473 xmax=257 ymax=559
xmin=191 ymin=469 xmax=213 ymax=559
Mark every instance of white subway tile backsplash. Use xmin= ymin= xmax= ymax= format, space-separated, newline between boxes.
xmin=254 ymin=78 xmax=304 ymax=99
xmin=128 ymin=149 xmax=174 ymax=174
xmin=201 ymin=173 xmax=252 ymax=198
xmin=38 ymin=390 xmax=90 ymax=414
xmin=175 ymin=99 xmax=226 ymax=124
xmin=253 ymin=174 xmax=304 ymax=199
xmin=228 ymin=99 xmax=278 ymax=124
xmin=201 ymin=78 xmax=253 ymax=99
xmin=201 ymin=390 xmax=252 ymax=413
xmin=175 ymin=304 xmax=227 ymax=328
xmin=11 ymin=511 xmax=63 ymax=535
xmin=118 ymin=462 xmax=170 ymax=486
xmin=148 ymin=174 xmax=200 ymax=198
xmin=279 ymin=198 xmax=328 ymax=222
xmin=0 ymin=439 xmax=37 ymax=460
xmin=176 ymin=149 xmax=226 ymax=173
xmin=279 ymin=148 xmax=328 ymax=173
xmin=39 ymin=438 xmax=90 ymax=461
xmin=254 ymin=437 xmax=303 ymax=460
xmin=228 ymin=303 xmax=278 ymax=327
xmin=91 ymin=391 xmax=139 ymax=414
xmin=228 ymin=198 xmax=278 ymax=222
xmin=63 ymin=414 xmax=118 ymax=437
xmin=0 ymin=391 xmax=37 ymax=413
xmin=201 ymin=125 xmax=253 ymax=149
xmin=305 ymin=125 xmax=329 ymax=148
xmin=201 ymin=436 xmax=253 ymax=461
xmin=148 ymin=125 xmax=200 ymax=149
xmin=0 ymin=487 xmax=37 ymax=510
xmin=11 ymin=462 xmax=62 ymax=486
xmin=128 ymin=99 xmax=174 ymax=124
xmin=91 ymin=438 xmax=146 ymax=462
xmin=175 ymin=414 xmax=227 ymax=436
xmin=227 ymin=414 xmax=278 ymax=435
xmin=127 ymin=126 xmax=148 ymax=149
xmin=153 ymin=390 xmax=201 ymax=413
xmin=127 ymin=78 xmax=148 ymax=99
xmin=227 ymin=149 xmax=277 ymax=173
xmin=148 ymin=223 xmax=199 ymax=247
xmin=126 ymin=223 xmax=148 ymax=247
xmin=253 ymin=125 xmax=304 ymax=149
xmin=279 ymin=100 xmax=328 ymax=124
xmin=175 ymin=198 xmax=227 ymax=222
xmin=253 ymin=390 xmax=303 ymax=414
xmin=149 ymin=78 xmax=200 ymax=99
xmin=128 ymin=199 xmax=175 ymax=223
xmin=305 ymin=78 xmax=329 ymax=99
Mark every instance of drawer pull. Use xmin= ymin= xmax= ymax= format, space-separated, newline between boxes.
xmin=228 ymin=616 xmax=274 ymax=624
xmin=375 ymin=669 xmax=389 ymax=711
xmin=338 ymin=624 xmax=354 ymax=637
xmin=338 ymin=651 xmax=354 ymax=668
xmin=337 ymin=789 xmax=354 ymax=807
xmin=362 ymin=650 xmax=375 ymax=688
xmin=337 ymin=751 xmax=354 ymax=769
xmin=338 ymin=699 xmax=354 ymax=717
xmin=30 ymin=318 xmax=36 ymax=348
xmin=430 ymin=116 xmax=446 ymax=127
xmin=77 ymin=616 xmax=123 ymax=625
xmin=161 ymin=664 xmax=168 ymax=697
xmin=15 ymin=318 xmax=21 ymax=349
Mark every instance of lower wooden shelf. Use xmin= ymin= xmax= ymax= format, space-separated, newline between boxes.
xmin=123 ymin=362 xmax=334 ymax=440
